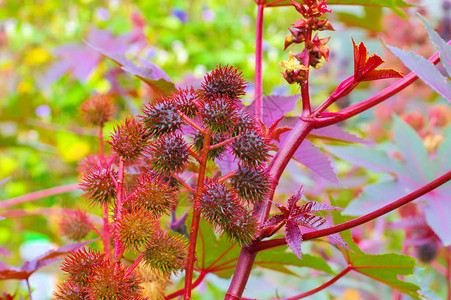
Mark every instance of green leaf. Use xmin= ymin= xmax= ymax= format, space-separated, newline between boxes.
xmin=336 ymin=7 xmax=383 ymax=33
xmin=255 ymin=247 xmax=335 ymax=276
xmin=329 ymin=196 xmax=421 ymax=299
xmin=352 ymin=254 xmax=420 ymax=299
xmin=196 ymin=221 xmax=240 ymax=279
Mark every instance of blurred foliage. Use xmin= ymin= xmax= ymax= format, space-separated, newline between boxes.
xmin=0 ymin=0 xmax=450 ymax=298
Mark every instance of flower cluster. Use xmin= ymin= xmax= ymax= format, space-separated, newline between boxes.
xmin=281 ymin=0 xmax=334 ymax=84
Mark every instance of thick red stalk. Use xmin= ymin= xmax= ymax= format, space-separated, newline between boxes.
xmin=226 ymin=120 xmax=314 ymax=299
xmin=184 ymin=131 xmax=211 ymax=300
xmin=254 ymin=3 xmax=264 ymax=121
xmin=251 ymin=170 xmax=451 ymax=252
xmin=126 ymin=252 xmax=145 ymax=276
xmin=98 ymin=124 xmax=111 ymax=258
xmin=241 ymin=267 xmax=352 ymax=300
xmin=300 ymin=29 xmax=312 ymax=116
xmin=0 ymin=183 xmax=78 ymax=209
xmin=113 ymin=159 xmax=125 ymax=260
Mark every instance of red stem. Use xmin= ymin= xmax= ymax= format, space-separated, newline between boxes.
xmin=113 ymin=159 xmax=125 ymax=260
xmin=0 ymin=183 xmax=79 ymax=209
xmin=301 ymin=30 xmax=312 ymax=116
xmin=242 ymin=267 xmax=352 ymax=300
xmin=126 ymin=252 xmax=145 ymax=276
xmin=0 ymin=207 xmax=103 ymax=224
xmin=251 ymin=170 xmax=451 ymax=252
xmin=254 ymin=3 xmax=264 ymax=121
xmin=98 ymin=124 xmax=111 ymax=258
xmin=313 ymin=49 xmax=442 ymax=128
xmin=167 ymin=271 xmax=208 ymax=299
xmin=184 ymin=131 xmax=211 ymax=300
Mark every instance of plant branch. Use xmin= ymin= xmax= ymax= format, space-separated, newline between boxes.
xmin=172 ymin=173 xmax=195 ymax=193
xmin=251 ymin=170 xmax=451 ymax=252
xmin=167 ymin=270 xmax=208 ymax=300
xmin=210 ymin=135 xmax=240 ymax=150
xmin=241 ymin=266 xmax=352 ymax=300
xmin=312 ymin=48 xmax=442 ymax=128
xmin=184 ymin=131 xmax=211 ymax=300
xmin=0 ymin=183 xmax=79 ymax=209
xmin=126 ymin=252 xmax=145 ymax=276
xmin=218 ymin=171 xmax=237 ymax=184
xmin=254 ymin=3 xmax=265 ymax=121
xmin=113 ymin=158 xmax=125 ymax=260
xmin=178 ymin=110 xmax=206 ymax=134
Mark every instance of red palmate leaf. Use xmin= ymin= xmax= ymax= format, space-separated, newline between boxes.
xmin=285 ymin=220 xmax=303 ymax=259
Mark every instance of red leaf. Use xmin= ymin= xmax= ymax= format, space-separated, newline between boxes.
xmin=263 ymin=214 xmax=286 ymax=228
xmin=352 ymin=39 xmax=402 ymax=82
xmin=287 ymin=186 xmax=304 ymax=212
xmin=294 ymin=201 xmax=343 ymax=215
xmin=295 ymin=215 xmax=349 ymax=249
xmin=285 ymin=220 xmax=303 ymax=259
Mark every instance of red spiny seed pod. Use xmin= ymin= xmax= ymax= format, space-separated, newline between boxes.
xmin=80 ymin=162 xmax=117 ymax=206
xmin=142 ymin=232 xmax=187 ymax=274
xmin=230 ymin=165 xmax=271 ymax=204
xmin=79 ymin=93 xmax=116 ymax=127
xmin=146 ymin=134 xmax=189 ymax=174
xmin=200 ymin=65 xmax=248 ymax=101
xmin=60 ymin=247 xmax=104 ymax=287
xmin=200 ymin=96 xmax=239 ymax=134
xmin=221 ymin=211 xmax=258 ymax=246
xmin=59 ymin=209 xmax=92 ymax=241
xmin=129 ymin=173 xmax=176 ymax=216
xmin=54 ymin=281 xmax=89 ymax=300
xmin=86 ymin=257 xmax=145 ymax=299
xmin=231 ymin=130 xmax=271 ymax=167
xmin=108 ymin=117 xmax=150 ymax=161
xmin=193 ymin=131 xmax=227 ymax=159
xmin=198 ymin=180 xmax=242 ymax=227
xmin=234 ymin=112 xmax=258 ymax=136
xmin=115 ymin=208 xmax=159 ymax=252
xmin=141 ymin=98 xmax=183 ymax=138
xmin=171 ymin=86 xmax=199 ymax=118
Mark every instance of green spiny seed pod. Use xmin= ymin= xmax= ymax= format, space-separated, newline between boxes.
xmin=115 ymin=208 xmax=159 ymax=252
xmin=230 ymin=165 xmax=271 ymax=204
xmin=171 ymin=86 xmax=199 ymax=118
xmin=54 ymin=281 xmax=89 ymax=300
xmin=200 ymin=65 xmax=248 ymax=101
xmin=128 ymin=172 xmax=177 ymax=216
xmin=108 ymin=116 xmax=150 ymax=161
xmin=222 ymin=211 xmax=258 ymax=246
xmin=141 ymin=98 xmax=183 ymax=138
xmin=80 ymin=162 xmax=117 ymax=206
xmin=193 ymin=131 xmax=227 ymax=159
xmin=200 ymin=96 xmax=238 ymax=134
xmin=87 ymin=257 xmax=145 ymax=299
xmin=79 ymin=93 xmax=116 ymax=127
xmin=231 ymin=130 xmax=271 ymax=167
xmin=146 ymin=134 xmax=189 ymax=174
xmin=142 ymin=232 xmax=187 ymax=274
xmin=60 ymin=247 xmax=104 ymax=287
xmin=198 ymin=180 xmax=242 ymax=227
xmin=59 ymin=209 xmax=92 ymax=241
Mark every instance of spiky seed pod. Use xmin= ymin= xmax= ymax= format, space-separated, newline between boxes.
xmin=115 ymin=208 xmax=159 ymax=252
xmin=230 ymin=165 xmax=271 ymax=204
xmin=222 ymin=211 xmax=258 ymax=246
xmin=141 ymin=99 xmax=183 ymax=138
xmin=79 ymin=94 xmax=116 ymax=127
xmin=108 ymin=117 xmax=150 ymax=161
xmin=80 ymin=162 xmax=117 ymax=206
xmin=129 ymin=173 xmax=176 ymax=216
xmin=193 ymin=131 xmax=227 ymax=159
xmin=231 ymin=130 xmax=271 ymax=167
xmin=200 ymin=65 xmax=248 ymax=101
xmin=54 ymin=281 xmax=89 ymax=300
xmin=86 ymin=257 xmax=145 ymax=299
xmin=142 ymin=232 xmax=187 ymax=274
xmin=60 ymin=247 xmax=104 ymax=287
xmin=200 ymin=96 xmax=239 ymax=134
xmin=137 ymin=263 xmax=171 ymax=300
xmin=198 ymin=180 xmax=242 ymax=227
xmin=146 ymin=134 xmax=189 ymax=174
xmin=171 ymin=87 xmax=199 ymax=118
xmin=233 ymin=112 xmax=258 ymax=136
xmin=59 ymin=210 xmax=92 ymax=241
